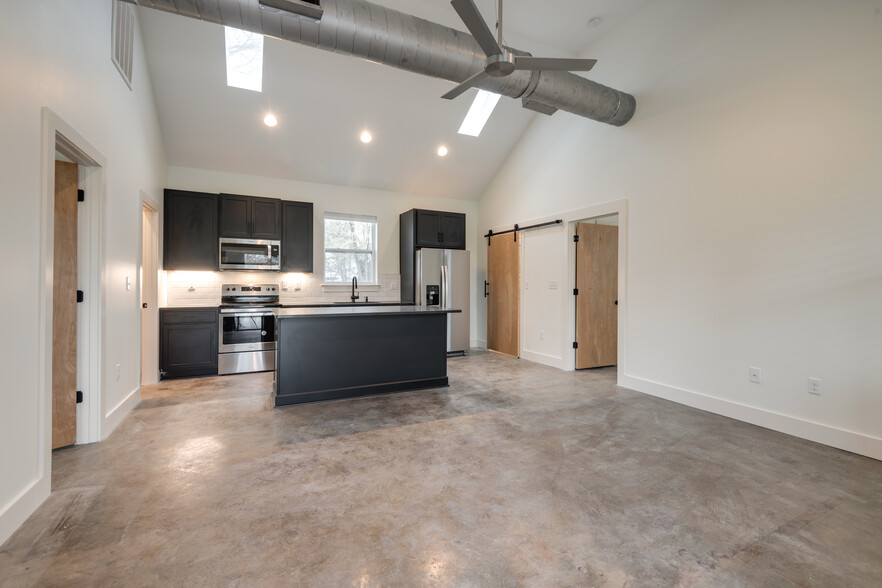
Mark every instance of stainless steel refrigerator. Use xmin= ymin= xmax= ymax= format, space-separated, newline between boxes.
xmin=416 ymin=249 xmax=470 ymax=355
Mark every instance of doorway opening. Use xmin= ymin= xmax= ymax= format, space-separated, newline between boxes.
xmin=41 ymin=107 xmax=107 ymax=470
xmin=140 ymin=199 xmax=159 ymax=386
xmin=574 ymin=214 xmax=619 ymax=370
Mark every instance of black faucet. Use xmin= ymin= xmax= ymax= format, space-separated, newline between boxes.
xmin=350 ymin=276 xmax=360 ymax=302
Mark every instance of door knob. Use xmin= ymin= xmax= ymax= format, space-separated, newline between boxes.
xmin=142 ymin=303 xmax=148 ymax=308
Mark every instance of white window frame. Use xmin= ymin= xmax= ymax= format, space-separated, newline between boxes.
xmin=322 ymin=212 xmax=378 ymax=285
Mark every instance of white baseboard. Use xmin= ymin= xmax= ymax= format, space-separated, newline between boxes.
xmin=623 ymin=375 xmax=882 ymax=461
xmin=519 ymin=349 xmax=564 ymax=370
xmin=0 ymin=475 xmax=50 ymax=547
xmin=102 ymin=386 xmax=141 ymax=441
xmin=474 ymin=339 xmax=487 ymax=350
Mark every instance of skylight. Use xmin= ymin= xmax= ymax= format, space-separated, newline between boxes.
xmin=457 ymin=90 xmax=502 ymax=137
xmin=225 ymin=26 xmax=264 ymax=92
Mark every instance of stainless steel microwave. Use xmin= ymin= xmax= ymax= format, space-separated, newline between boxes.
xmin=219 ymin=238 xmax=280 ymax=271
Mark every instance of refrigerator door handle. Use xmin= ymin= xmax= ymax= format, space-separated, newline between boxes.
xmin=441 ymin=265 xmax=449 ymax=308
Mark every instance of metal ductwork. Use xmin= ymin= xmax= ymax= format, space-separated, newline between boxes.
xmin=124 ymin=0 xmax=636 ymax=126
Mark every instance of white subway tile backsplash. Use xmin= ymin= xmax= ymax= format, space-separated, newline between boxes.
xmin=163 ymin=271 xmax=401 ymax=307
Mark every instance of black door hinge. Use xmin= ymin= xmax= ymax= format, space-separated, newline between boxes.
xmin=76 ymin=391 xmax=83 ymax=404
xmin=615 ymin=300 xmax=618 ymax=305
xmin=77 ymin=189 xmax=85 ymax=203
xmin=573 ymin=341 xmax=579 ymax=349
xmin=573 ymin=288 xmax=579 ymax=296
xmin=76 ymin=290 xmax=84 ymax=303
xmin=573 ymin=235 xmax=580 ymax=243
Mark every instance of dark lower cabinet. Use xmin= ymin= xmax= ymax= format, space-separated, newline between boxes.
xmin=160 ymin=308 xmax=218 ymax=379
xmin=163 ymin=190 xmax=218 ymax=270
xmin=281 ymin=200 xmax=313 ymax=273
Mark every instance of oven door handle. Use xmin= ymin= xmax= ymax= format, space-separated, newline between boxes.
xmin=219 ymin=310 xmax=276 ymax=316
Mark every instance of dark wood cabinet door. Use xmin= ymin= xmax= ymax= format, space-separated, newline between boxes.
xmin=281 ymin=201 xmax=314 ymax=273
xmin=218 ymin=194 xmax=251 ymax=239
xmin=252 ymin=197 xmax=281 ymax=240
xmin=163 ymin=189 xmax=218 ymax=270
xmin=414 ymin=210 xmax=443 ymax=247
xmin=159 ymin=308 xmax=218 ymax=379
xmin=440 ymin=212 xmax=466 ymax=249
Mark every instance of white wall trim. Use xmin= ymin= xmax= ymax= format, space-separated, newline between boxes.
xmin=520 ymin=349 xmax=565 ymax=370
xmin=474 ymin=338 xmax=487 ymax=350
xmin=623 ymin=375 xmax=882 ymax=462
xmin=0 ymin=477 xmax=50 ymax=547
xmin=103 ymin=386 xmax=142 ymax=441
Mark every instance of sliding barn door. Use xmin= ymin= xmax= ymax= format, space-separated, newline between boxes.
xmin=575 ymin=223 xmax=618 ymax=369
xmin=487 ymin=234 xmax=520 ymax=357
xmin=53 ymin=160 xmax=79 ymax=449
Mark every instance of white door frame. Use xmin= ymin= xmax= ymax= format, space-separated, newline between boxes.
xmin=41 ymin=107 xmax=107 ymax=460
xmin=484 ymin=199 xmax=628 ymax=385
xmin=139 ymin=194 xmax=161 ymax=386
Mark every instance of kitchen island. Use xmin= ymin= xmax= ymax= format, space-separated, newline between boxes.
xmin=272 ymin=305 xmax=461 ymax=406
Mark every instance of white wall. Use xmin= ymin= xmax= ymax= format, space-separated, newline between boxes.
xmin=520 ymin=226 xmax=568 ymax=368
xmin=478 ymin=0 xmax=882 ymax=459
xmin=166 ymin=167 xmax=480 ymax=343
xmin=0 ymin=1 xmax=166 ymax=544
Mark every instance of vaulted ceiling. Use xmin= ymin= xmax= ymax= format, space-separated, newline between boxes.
xmin=138 ymin=0 xmax=652 ymax=200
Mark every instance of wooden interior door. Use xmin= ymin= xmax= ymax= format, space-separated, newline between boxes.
xmin=141 ymin=203 xmax=158 ymax=385
xmin=487 ymin=233 xmax=520 ymax=357
xmin=53 ymin=160 xmax=79 ymax=449
xmin=575 ymin=223 xmax=618 ymax=369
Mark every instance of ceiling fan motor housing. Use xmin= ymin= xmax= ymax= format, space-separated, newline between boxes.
xmin=486 ymin=52 xmax=517 ymax=77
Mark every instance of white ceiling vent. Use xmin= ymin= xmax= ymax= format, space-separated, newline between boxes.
xmin=112 ymin=0 xmax=135 ymax=89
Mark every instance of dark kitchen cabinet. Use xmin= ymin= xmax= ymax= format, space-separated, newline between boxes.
xmin=410 ymin=209 xmax=466 ymax=249
xmin=399 ymin=208 xmax=467 ymax=303
xmin=219 ymin=193 xmax=281 ymax=240
xmin=281 ymin=201 xmax=314 ymax=273
xmin=160 ymin=308 xmax=218 ymax=379
xmin=163 ymin=189 xmax=218 ymax=271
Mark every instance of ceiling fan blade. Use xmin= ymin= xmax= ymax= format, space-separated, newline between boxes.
xmin=450 ymin=0 xmax=503 ymax=57
xmin=514 ymin=57 xmax=598 ymax=72
xmin=441 ymin=71 xmax=488 ymax=100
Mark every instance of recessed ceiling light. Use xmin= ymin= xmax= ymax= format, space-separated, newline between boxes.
xmin=225 ymin=26 xmax=264 ymax=92
xmin=437 ymin=146 xmax=449 ymax=157
xmin=458 ymin=90 xmax=502 ymax=137
xmin=360 ymin=130 xmax=373 ymax=144
xmin=263 ymin=113 xmax=278 ymax=127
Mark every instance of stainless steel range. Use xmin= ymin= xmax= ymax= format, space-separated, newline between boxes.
xmin=218 ymin=284 xmax=280 ymax=375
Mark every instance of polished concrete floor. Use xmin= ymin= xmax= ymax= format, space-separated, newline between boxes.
xmin=2 ymin=352 xmax=881 ymax=587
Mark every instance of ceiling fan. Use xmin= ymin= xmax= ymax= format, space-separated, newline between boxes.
xmin=442 ymin=0 xmax=598 ymax=100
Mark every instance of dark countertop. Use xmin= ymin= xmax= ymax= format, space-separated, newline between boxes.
xmin=281 ymin=302 xmax=411 ymax=308
xmin=273 ymin=305 xmax=461 ymax=319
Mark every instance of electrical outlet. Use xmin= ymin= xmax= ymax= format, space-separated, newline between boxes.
xmin=548 ymin=280 xmax=558 ymax=290
xmin=749 ymin=367 xmax=762 ymax=383
xmin=390 ymin=281 xmax=397 ymax=290
xmin=808 ymin=377 xmax=822 ymax=396
xmin=126 ymin=276 xmax=132 ymax=291
xmin=539 ymin=330 xmax=545 ymax=340
xmin=115 ymin=363 xmax=121 ymax=382
xmin=294 ymin=282 xmax=301 ymax=291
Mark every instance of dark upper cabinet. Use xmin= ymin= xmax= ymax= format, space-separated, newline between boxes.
xmin=159 ymin=308 xmax=218 ymax=379
xmin=439 ymin=212 xmax=466 ymax=249
xmin=252 ymin=197 xmax=281 ymax=240
xmin=218 ymin=193 xmax=281 ymax=240
xmin=163 ymin=189 xmax=218 ymax=271
xmin=281 ymin=201 xmax=314 ymax=273
xmin=410 ymin=209 xmax=467 ymax=249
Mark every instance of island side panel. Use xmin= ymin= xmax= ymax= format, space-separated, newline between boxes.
xmin=275 ymin=312 xmax=448 ymax=405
